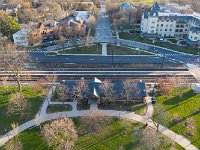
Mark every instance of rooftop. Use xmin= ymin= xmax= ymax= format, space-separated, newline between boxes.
xmin=13 ymin=28 xmax=30 ymax=35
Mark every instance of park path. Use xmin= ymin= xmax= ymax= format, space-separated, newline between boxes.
xmin=102 ymin=43 xmax=107 ymax=56
xmin=0 ymin=87 xmax=198 ymax=150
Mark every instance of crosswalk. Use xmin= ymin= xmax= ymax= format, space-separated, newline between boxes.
xmin=18 ymin=51 xmax=46 ymax=53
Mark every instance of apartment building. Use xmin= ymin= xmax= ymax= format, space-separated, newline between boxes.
xmin=141 ymin=2 xmax=200 ymax=47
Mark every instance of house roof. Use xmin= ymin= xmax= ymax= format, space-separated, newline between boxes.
xmin=63 ymin=79 xmax=147 ymax=98
xmin=120 ymin=2 xmax=135 ymax=10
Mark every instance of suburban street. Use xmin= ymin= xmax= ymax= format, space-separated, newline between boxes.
xmin=94 ymin=0 xmax=113 ymax=43
xmin=30 ymin=51 xmax=180 ymax=64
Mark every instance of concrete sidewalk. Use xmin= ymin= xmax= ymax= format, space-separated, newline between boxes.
xmin=102 ymin=43 xmax=107 ymax=56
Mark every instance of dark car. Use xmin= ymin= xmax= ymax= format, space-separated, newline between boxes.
xmin=151 ymin=97 xmax=156 ymax=104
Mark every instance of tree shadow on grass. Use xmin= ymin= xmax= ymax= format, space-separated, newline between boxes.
xmin=163 ymin=90 xmax=195 ymax=106
xmin=168 ymin=110 xmax=199 ymax=128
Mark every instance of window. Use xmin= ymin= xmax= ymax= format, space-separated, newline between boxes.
xmin=194 ymin=37 xmax=198 ymax=40
xmin=160 ymin=29 xmax=162 ymax=31
xmin=157 ymin=24 xmax=159 ymax=27
xmin=170 ymin=24 xmax=173 ymax=27
xmin=169 ymin=29 xmax=172 ymax=31
xmin=161 ymin=24 xmax=163 ymax=27
xmin=166 ymin=24 xmax=168 ymax=27
xmin=165 ymin=29 xmax=167 ymax=31
xmin=151 ymin=26 xmax=154 ymax=28
xmin=185 ymin=29 xmax=187 ymax=31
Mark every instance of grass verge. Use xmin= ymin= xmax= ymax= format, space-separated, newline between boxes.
xmin=107 ymin=45 xmax=153 ymax=55
xmin=46 ymin=104 xmax=73 ymax=113
xmin=156 ymin=89 xmax=200 ymax=148
xmin=0 ymin=86 xmax=46 ymax=135
xmin=58 ymin=44 xmax=102 ymax=54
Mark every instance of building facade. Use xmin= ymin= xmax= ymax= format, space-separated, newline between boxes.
xmin=141 ymin=2 xmax=200 ymax=47
xmin=13 ymin=28 xmax=30 ymax=47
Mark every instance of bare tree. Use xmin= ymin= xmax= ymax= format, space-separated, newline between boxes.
xmin=153 ymin=105 xmax=170 ymax=131
xmin=56 ymin=84 xmax=70 ymax=104
xmin=134 ymin=127 xmax=162 ymax=150
xmin=74 ymin=79 xmax=89 ymax=103
xmin=79 ymin=110 xmax=112 ymax=134
xmin=122 ymin=79 xmax=134 ymax=100
xmin=7 ymin=91 xmax=29 ymax=120
xmin=0 ymin=43 xmax=29 ymax=96
xmin=124 ymin=8 xmax=136 ymax=26
xmin=185 ymin=117 xmax=197 ymax=137
xmin=100 ymin=80 xmax=115 ymax=104
xmin=42 ymin=118 xmax=78 ymax=150
xmin=87 ymin=15 xmax=97 ymax=29
xmin=4 ymin=137 xmax=23 ymax=150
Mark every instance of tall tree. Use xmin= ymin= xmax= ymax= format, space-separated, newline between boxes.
xmin=7 ymin=91 xmax=29 ymax=119
xmin=153 ymin=105 xmax=170 ymax=131
xmin=0 ymin=16 xmax=20 ymax=40
xmin=74 ymin=78 xmax=89 ymax=103
xmin=79 ymin=110 xmax=112 ymax=134
xmin=100 ymin=80 xmax=115 ymax=103
xmin=42 ymin=118 xmax=78 ymax=150
xmin=0 ymin=42 xmax=29 ymax=95
xmin=56 ymin=84 xmax=70 ymax=104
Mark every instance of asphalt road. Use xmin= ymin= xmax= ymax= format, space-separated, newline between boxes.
xmin=30 ymin=52 xmax=179 ymax=64
xmin=94 ymin=0 xmax=113 ymax=43
xmin=28 ymin=0 xmax=199 ymax=66
xmin=116 ymin=39 xmax=199 ymax=65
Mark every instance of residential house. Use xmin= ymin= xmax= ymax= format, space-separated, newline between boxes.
xmin=58 ymin=17 xmax=86 ymax=38
xmin=74 ymin=11 xmax=90 ymax=22
xmin=120 ymin=2 xmax=135 ymax=10
xmin=141 ymin=2 xmax=200 ymax=47
xmin=31 ymin=22 xmax=56 ymax=43
xmin=13 ymin=28 xmax=30 ymax=47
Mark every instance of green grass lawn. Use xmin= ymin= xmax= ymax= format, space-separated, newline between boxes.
xmin=0 ymin=118 xmax=183 ymax=150
xmin=107 ymin=45 xmax=153 ymax=55
xmin=119 ymin=32 xmax=200 ymax=55
xmin=99 ymin=103 xmax=147 ymax=116
xmin=46 ymin=104 xmax=73 ymax=113
xmin=151 ymin=42 xmax=200 ymax=55
xmin=119 ymin=32 xmax=145 ymax=42
xmin=0 ymin=86 xmax=46 ymax=135
xmin=77 ymin=102 xmax=90 ymax=110
xmin=156 ymin=89 xmax=200 ymax=148
xmin=58 ymin=44 xmax=102 ymax=54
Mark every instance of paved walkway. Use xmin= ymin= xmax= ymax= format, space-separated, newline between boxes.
xmin=0 ymin=88 xmax=198 ymax=150
xmin=102 ymin=43 xmax=107 ymax=56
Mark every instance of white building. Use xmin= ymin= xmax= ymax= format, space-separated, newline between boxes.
xmin=74 ymin=11 xmax=90 ymax=22
xmin=13 ymin=28 xmax=30 ymax=47
xmin=141 ymin=2 xmax=200 ymax=47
